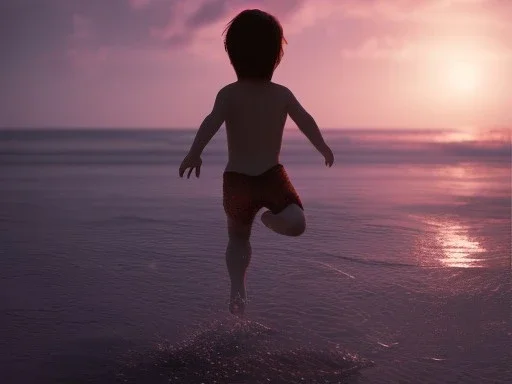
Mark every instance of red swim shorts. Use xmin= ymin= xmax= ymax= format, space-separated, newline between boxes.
xmin=223 ymin=164 xmax=303 ymax=226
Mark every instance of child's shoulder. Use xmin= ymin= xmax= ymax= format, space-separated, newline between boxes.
xmin=219 ymin=81 xmax=293 ymax=98
xmin=268 ymin=82 xmax=295 ymax=101
xmin=269 ymin=82 xmax=293 ymax=95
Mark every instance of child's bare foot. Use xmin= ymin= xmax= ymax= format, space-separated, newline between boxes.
xmin=229 ymin=293 xmax=246 ymax=317
xmin=229 ymin=281 xmax=247 ymax=317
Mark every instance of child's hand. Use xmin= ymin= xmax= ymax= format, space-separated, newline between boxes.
xmin=322 ymin=145 xmax=334 ymax=167
xmin=179 ymin=153 xmax=202 ymax=178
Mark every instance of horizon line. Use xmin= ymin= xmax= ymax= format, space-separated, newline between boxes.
xmin=1 ymin=125 xmax=508 ymax=132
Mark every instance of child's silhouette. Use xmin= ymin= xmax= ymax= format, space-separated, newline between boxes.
xmin=179 ymin=9 xmax=334 ymax=316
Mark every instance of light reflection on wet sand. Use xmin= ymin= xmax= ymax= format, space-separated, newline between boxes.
xmin=422 ymin=218 xmax=486 ymax=268
xmin=433 ymin=164 xmax=481 ymax=198
xmin=409 ymin=162 xmax=508 ymax=268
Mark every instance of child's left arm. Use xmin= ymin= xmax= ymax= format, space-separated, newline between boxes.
xmin=179 ymin=89 xmax=227 ymax=178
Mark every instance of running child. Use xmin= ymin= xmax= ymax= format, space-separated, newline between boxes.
xmin=179 ymin=9 xmax=334 ymax=316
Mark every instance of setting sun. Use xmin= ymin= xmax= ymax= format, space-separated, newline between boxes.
xmin=447 ymin=60 xmax=480 ymax=94
xmin=416 ymin=37 xmax=500 ymax=119
xmin=425 ymin=41 xmax=488 ymax=101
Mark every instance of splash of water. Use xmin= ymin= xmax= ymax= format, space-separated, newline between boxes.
xmin=119 ymin=318 xmax=373 ymax=383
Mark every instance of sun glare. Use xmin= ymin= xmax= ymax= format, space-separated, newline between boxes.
xmin=435 ymin=130 xmax=476 ymax=143
xmin=447 ymin=60 xmax=480 ymax=93
xmin=423 ymin=41 xmax=489 ymax=102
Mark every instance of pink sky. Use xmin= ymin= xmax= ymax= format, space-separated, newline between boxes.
xmin=1 ymin=0 xmax=511 ymax=129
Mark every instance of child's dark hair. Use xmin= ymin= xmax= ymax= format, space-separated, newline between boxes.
xmin=223 ymin=9 xmax=287 ymax=81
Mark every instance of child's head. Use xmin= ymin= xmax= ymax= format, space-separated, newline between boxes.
xmin=223 ymin=9 xmax=286 ymax=81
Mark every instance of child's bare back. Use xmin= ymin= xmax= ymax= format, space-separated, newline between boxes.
xmin=186 ymin=79 xmax=332 ymax=176
xmin=223 ymin=81 xmax=288 ymax=175
xmin=178 ymin=9 xmax=334 ymax=316
xmin=220 ymin=80 xmax=328 ymax=176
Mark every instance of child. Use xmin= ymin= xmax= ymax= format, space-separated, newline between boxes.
xmin=179 ymin=9 xmax=334 ymax=316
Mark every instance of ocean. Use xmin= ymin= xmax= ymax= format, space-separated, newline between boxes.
xmin=0 ymin=128 xmax=511 ymax=383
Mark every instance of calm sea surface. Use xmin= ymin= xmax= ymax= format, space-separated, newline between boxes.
xmin=0 ymin=128 xmax=510 ymax=383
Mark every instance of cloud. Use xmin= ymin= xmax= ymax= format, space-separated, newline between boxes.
xmin=160 ymin=0 xmax=511 ymax=60
xmin=185 ymin=0 xmax=229 ymax=28
xmin=341 ymin=36 xmax=410 ymax=60
xmin=330 ymin=0 xmax=512 ymax=62
xmin=128 ymin=0 xmax=154 ymax=10
xmin=275 ymin=0 xmax=512 ymax=30
xmin=67 ymin=46 xmax=110 ymax=73
xmin=148 ymin=0 xmax=301 ymax=58
xmin=341 ymin=34 xmax=512 ymax=63
xmin=70 ymin=14 xmax=95 ymax=41
xmin=2 ymin=0 xmax=509 ymax=70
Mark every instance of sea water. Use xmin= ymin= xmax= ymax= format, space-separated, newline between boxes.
xmin=0 ymin=128 xmax=510 ymax=383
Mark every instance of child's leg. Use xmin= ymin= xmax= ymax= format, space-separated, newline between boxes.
xmin=225 ymin=217 xmax=253 ymax=315
xmin=261 ymin=204 xmax=306 ymax=237
xmin=257 ymin=164 xmax=305 ymax=237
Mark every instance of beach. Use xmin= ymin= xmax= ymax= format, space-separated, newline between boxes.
xmin=1 ymin=128 xmax=510 ymax=383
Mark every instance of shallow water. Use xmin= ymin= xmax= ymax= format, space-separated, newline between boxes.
xmin=0 ymin=129 xmax=510 ymax=383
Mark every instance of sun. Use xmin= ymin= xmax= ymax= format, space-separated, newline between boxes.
xmin=446 ymin=60 xmax=480 ymax=93
xmin=422 ymin=40 xmax=487 ymax=101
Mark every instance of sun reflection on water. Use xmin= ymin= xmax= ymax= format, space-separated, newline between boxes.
xmin=422 ymin=218 xmax=486 ymax=268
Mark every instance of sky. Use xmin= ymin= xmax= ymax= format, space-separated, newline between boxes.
xmin=0 ymin=0 xmax=511 ymax=129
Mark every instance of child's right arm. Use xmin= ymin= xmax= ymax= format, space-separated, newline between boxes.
xmin=286 ymin=89 xmax=334 ymax=167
